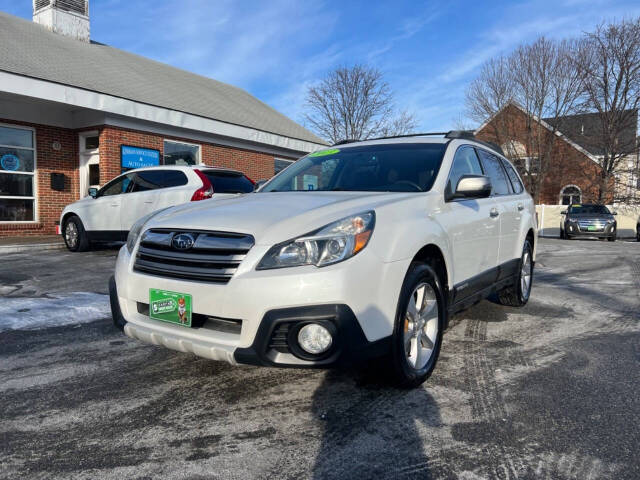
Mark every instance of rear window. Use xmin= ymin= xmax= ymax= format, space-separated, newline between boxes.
xmin=131 ymin=170 xmax=188 ymax=192
xmin=203 ymin=171 xmax=254 ymax=193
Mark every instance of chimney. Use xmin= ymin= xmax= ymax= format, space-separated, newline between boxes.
xmin=33 ymin=0 xmax=90 ymax=42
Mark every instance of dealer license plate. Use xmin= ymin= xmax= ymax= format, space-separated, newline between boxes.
xmin=149 ymin=289 xmax=192 ymax=327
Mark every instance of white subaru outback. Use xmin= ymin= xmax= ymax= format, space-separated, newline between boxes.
xmin=110 ymin=132 xmax=537 ymax=387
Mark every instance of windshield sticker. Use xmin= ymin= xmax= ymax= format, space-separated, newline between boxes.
xmin=309 ymin=148 xmax=340 ymax=157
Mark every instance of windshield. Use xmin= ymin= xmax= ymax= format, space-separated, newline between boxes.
xmin=261 ymin=143 xmax=447 ymax=193
xmin=568 ymin=205 xmax=611 ymax=214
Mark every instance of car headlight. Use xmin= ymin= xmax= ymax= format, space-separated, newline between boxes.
xmin=257 ymin=211 xmax=375 ymax=269
xmin=126 ymin=208 xmax=172 ymax=253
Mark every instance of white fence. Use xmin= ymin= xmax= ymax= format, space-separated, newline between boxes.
xmin=536 ymin=205 xmax=640 ymax=238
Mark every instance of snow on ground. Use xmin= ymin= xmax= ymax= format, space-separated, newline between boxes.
xmin=0 ymin=292 xmax=110 ymax=332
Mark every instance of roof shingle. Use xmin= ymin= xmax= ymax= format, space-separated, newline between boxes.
xmin=0 ymin=11 xmax=324 ymax=145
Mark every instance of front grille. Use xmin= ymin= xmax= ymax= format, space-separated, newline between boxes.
xmin=268 ymin=323 xmax=291 ymax=353
xmin=577 ymin=220 xmax=605 ymax=232
xmin=133 ymin=229 xmax=254 ymax=284
xmin=136 ymin=302 xmax=242 ymax=334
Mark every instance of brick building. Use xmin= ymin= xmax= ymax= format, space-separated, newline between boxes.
xmin=475 ymin=103 xmax=615 ymax=205
xmin=0 ymin=2 xmax=325 ymax=237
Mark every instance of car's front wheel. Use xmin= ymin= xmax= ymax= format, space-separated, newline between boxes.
xmin=389 ymin=262 xmax=445 ymax=388
xmin=63 ymin=215 xmax=90 ymax=252
xmin=497 ymin=239 xmax=533 ymax=307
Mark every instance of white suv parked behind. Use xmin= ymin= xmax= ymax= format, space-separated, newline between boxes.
xmin=60 ymin=166 xmax=255 ymax=251
xmin=110 ymin=132 xmax=537 ymax=387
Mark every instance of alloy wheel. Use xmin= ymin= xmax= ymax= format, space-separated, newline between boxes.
xmin=65 ymin=222 xmax=78 ymax=249
xmin=520 ymin=251 xmax=532 ymax=301
xmin=403 ymin=282 xmax=439 ymax=370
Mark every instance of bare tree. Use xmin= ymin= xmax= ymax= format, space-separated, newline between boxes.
xmin=304 ymin=65 xmax=416 ymax=144
xmin=575 ymin=18 xmax=640 ymax=203
xmin=466 ymin=38 xmax=584 ymax=202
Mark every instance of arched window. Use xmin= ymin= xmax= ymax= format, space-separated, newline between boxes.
xmin=560 ymin=185 xmax=581 ymax=205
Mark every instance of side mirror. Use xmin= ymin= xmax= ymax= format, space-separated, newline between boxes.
xmin=254 ymin=179 xmax=267 ymax=191
xmin=561 ymin=210 xmax=567 ymax=215
xmin=451 ymin=175 xmax=492 ymax=200
xmin=612 ymin=211 xmax=618 ymax=216
xmin=88 ymin=187 xmax=98 ymax=198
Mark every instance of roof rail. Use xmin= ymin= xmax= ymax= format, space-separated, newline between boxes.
xmin=332 ymin=139 xmax=360 ymax=146
xmin=444 ymin=130 xmax=476 ymax=140
xmin=333 ymin=130 xmax=506 ymax=156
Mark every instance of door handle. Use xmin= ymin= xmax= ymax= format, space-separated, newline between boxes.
xmin=517 ymin=203 xmax=524 ymax=211
xmin=490 ymin=208 xmax=499 ymax=218
xmin=144 ymin=200 xmax=154 ymax=204
xmin=110 ymin=203 xmax=119 ymax=207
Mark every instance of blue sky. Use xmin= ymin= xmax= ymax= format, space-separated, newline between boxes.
xmin=2 ymin=0 xmax=640 ymax=133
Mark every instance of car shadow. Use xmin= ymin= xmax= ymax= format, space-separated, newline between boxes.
xmin=310 ymin=368 xmax=442 ymax=479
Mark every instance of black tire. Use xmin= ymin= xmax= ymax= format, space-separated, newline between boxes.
xmin=560 ymin=228 xmax=566 ymax=239
xmin=607 ymin=236 xmax=616 ymax=242
xmin=389 ymin=262 xmax=446 ymax=389
xmin=497 ymin=239 xmax=533 ymax=307
xmin=62 ymin=215 xmax=90 ymax=252
xmin=636 ymin=227 xmax=639 ymax=242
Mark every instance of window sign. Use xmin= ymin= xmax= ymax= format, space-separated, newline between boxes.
xmin=0 ymin=154 xmax=20 ymax=171
xmin=121 ymin=145 xmax=161 ymax=170
xmin=303 ymin=174 xmax=318 ymax=190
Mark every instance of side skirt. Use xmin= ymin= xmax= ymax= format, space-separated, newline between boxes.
xmin=447 ymin=258 xmax=521 ymax=315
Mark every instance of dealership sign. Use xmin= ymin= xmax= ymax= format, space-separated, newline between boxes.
xmin=121 ymin=145 xmax=160 ymax=169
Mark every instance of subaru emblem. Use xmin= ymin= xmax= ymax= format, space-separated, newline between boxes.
xmin=172 ymin=233 xmax=195 ymax=250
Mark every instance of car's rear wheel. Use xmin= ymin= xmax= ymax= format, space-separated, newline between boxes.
xmin=63 ymin=216 xmax=90 ymax=252
xmin=607 ymin=236 xmax=616 ymax=242
xmin=497 ymin=239 xmax=533 ymax=307
xmin=389 ymin=262 xmax=445 ymax=388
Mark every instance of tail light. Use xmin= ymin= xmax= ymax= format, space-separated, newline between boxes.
xmin=245 ymin=175 xmax=256 ymax=185
xmin=191 ymin=169 xmax=214 ymax=201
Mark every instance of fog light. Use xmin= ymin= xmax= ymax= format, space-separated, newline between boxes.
xmin=568 ymin=225 xmax=574 ymax=232
xmin=297 ymin=323 xmax=332 ymax=354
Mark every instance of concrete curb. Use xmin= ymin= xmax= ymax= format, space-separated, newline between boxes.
xmin=0 ymin=243 xmax=66 ymax=254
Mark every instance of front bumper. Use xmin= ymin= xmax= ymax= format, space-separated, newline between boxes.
xmin=565 ymin=223 xmax=616 ymax=238
xmin=111 ymin=243 xmax=406 ymax=367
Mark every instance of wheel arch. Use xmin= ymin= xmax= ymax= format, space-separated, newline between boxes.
xmin=61 ymin=211 xmax=80 ymax=228
xmin=411 ymin=243 xmax=449 ymax=294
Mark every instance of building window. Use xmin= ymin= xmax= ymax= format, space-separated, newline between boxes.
xmin=84 ymin=135 xmax=99 ymax=150
xmin=560 ymin=185 xmax=581 ymax=205
xmin=164 ymin=140 xmax=200 ymax=166
xmin=274 ymin=158 xmax=294 ymax=175
xmin=0 ymin=125 xmax=36 ymax=222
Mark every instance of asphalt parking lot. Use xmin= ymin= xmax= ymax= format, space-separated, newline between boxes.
xmin=1 ymin=238 xmax=639 ymax=479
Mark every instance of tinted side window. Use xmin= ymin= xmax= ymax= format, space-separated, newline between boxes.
xmin=447 ymin=146 xmax=483 ymax=197
xmin=131 ymin=170 xmax=188 ymax=192
xmin=501 ymin=159 xmax=524 ymax=194
xmin=477 ymin=149 xmax=511 ymax=196
xmin=100 ymin=174 xmax=134 ymax=196
xmin=204 ymin=171 xmax=254 ymax=193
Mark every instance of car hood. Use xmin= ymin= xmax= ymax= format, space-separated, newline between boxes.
xmin=62 ymin=195 xmax=94 ymax=211
xmin=146 ymin=191 xmax=418 ymax=245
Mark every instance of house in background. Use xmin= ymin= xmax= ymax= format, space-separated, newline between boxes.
xmin=475 ymin=103 xmax=638 ymax=205
xmin=0 ymin=1 xmax=326 ymax=237
xmin=475 ymin=103 xmax=612 ymax=205
xmin=544 ymin=110 xmax=639 ymax=204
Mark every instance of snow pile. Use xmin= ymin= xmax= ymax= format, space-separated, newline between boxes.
xmin=0 ymin=292 xmax=111 ymax=332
